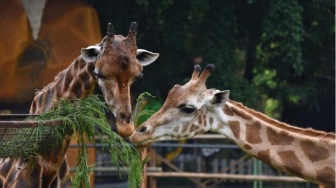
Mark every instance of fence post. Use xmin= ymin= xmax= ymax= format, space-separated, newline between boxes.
xmin=253 ymin=159 xmax=263 ymax=188
xmin=149 ymin=147 xmax=157 ymax=188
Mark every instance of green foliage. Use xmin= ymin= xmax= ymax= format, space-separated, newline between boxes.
xmin=253 ymin=69 xmax=277 ymax=89
xmin=254 ymin=0 xmax=306 ymax=105
xmin=256 ymin=0 xmax=304 ymax=76
xmin=264 ymin=98 xmax=281 ymax=119
xmin=133 ymin=92 xmax=157 ymax=128
xmin=0 ymin=95 xmax=143 ymax=188
xmin=133 ymin=92 xmax=163 ymax=128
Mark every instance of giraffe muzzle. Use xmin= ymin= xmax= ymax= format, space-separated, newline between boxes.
xmin=119 ymin=112 xmax=131 ymax=124
xmin=116 ymin=121 xmax=134 ymax=138
xmin=129 ymin=125 xmax=153 ymax=148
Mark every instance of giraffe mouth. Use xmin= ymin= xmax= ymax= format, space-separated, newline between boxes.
xmin=133 ymin=139 xmax=153 ymax=148
xmin=133 ymin=134 xmax=181 ymax=148
xmin=115 ymin=121 xmax=134 ymax=138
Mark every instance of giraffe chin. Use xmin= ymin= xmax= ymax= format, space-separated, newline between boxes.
xmin=116 ymin=122 xmax=135 ymax=138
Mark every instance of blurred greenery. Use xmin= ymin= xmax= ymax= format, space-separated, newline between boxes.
xmin=85 ymin=0 xmax=334 ymax=132
xmin=132 ymin=92 xmax=163 ymax=128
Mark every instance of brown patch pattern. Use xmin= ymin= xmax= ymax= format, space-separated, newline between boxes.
xmin=228 ymin=120 xmax=240 ymax=139
xmin=256 ymin=149 xmax=271 ymax=166
xmin=267 ymin=127 xmax=295 ymax=146
xmin=227 ymin=100 xmax=336 ymax=140
xmin=300 ymin=140 xmax=330 ymax=162
xmin=316 ymin=167 xmax=335 ymax=187
xmin=244 ymin=144 xmax=252 ymax=150
xmin=209 ymin=117 xmax=214 ymax=125
xmin=173 ymin=126 xmax=179 ymax=133
xmin=202 ymin=114 xmax=207 ymax=125
xmin=245 ymin=121 xmax=262 ymax=144
xmin=223 ymin=104 xmax=234 ymax=116
xmin=198 ymin=114 xmax=202 ymax=125
xmin=189 ymin=124 xmax=199 ymax=133
xmin=278 ymin=150 xmax=303 ymax=178
xmin=181 ymin=124 xmax=189 ymax=133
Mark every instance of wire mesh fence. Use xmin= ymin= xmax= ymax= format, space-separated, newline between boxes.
xmin=0 ymin=114 xmax=64 ymax=158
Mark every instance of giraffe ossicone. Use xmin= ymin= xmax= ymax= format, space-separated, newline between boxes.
xmin=1 ymin=22 xmax=159 ymax=188
xmin=130 ymin=64 xmax=335 ymax=188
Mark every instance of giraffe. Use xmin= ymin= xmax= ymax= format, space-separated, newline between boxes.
xmin=0 ymin=22 xmax=159 ymax=188
xmin=130 ymin=64 xmax=336 ymax=188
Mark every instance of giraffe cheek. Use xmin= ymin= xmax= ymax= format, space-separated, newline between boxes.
xmin=99 ymin=82 xmax=118 ymax=113
xmin=173 ymin=126 xmax=180 ymax=133
xmin=105 ymin=98 xmax=117 ymax=115
xmin=189 ymin=124 xmax=206 ymax=136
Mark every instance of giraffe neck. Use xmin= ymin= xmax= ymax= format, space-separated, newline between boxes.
xmin=26 ymin=56 xmax=97 ymax=187
xmin=209 ymin=99 xmax=335 ymax=187
xmin=30 ymin=56 xmax=97 ymax=114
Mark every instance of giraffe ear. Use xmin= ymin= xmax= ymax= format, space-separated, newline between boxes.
xmin=81 ymin=45 xmax=102 ymax=62
xmin=136 ymin=49 xmax=159 ymax=66
xmin=211 ymin=90 xmax=230 ymax=107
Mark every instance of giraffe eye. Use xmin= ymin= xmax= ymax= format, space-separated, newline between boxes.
xmin=179 ymin=104 xmax=196 ymax=115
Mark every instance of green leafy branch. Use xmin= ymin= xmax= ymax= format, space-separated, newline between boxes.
xmin=0 ymin=95 xmax=143 ymax=188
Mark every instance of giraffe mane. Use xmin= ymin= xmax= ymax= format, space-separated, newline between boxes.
xmin=227 ymin=99 xmax=335 ymax=140
xmin=53 ymin=69 xmax=67 ymax=83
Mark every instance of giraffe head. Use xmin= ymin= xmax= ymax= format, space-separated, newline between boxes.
xmin=81 ymin=22 xmax=159 ymax=138
xmin=130 ymin=64 xmax=229 ymax=147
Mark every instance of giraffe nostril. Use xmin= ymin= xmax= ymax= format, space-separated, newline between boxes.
xmin=120 ymin=113 xmax=131 ymax=123
xmin=137 ymin=126 xmax=147 ymax=134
